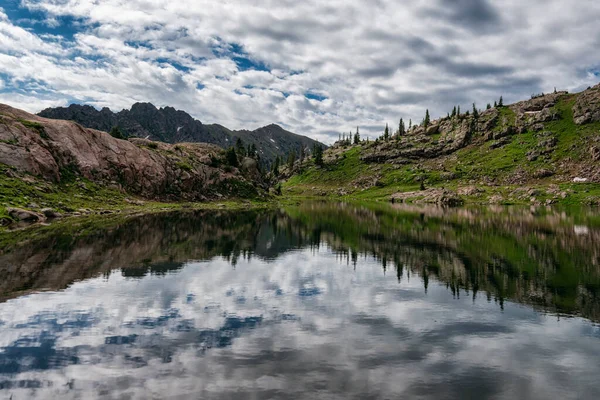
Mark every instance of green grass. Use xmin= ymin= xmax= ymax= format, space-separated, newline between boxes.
xmin=284 ymin=94 xmax=600 ymax=206
xmin=176 ymin=161 xmax=193 ymax=172
xmin=19 ymin=119 xmax=49 ymax=139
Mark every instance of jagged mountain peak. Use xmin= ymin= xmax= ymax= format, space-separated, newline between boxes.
xmin=38 ymin=102 xmax=324 ymax=163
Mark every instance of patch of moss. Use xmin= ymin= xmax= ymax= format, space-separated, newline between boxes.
xmin=176 ymin=161 xmax=193 ymax=172
xmin=19 ymin=119 xmax=49 ymax=140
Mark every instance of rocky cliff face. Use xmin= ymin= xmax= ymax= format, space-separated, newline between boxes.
xmin=0 ymin=104 xmax=264 ymax=201
xmin=38 ymin=102 xmax=324 ymax=163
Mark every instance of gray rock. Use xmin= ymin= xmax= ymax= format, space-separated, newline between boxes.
xmin=7 ymin=207 xmax=45 ymax=222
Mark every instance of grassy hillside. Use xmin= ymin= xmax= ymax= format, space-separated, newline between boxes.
xmin=284 ymin=90 xmax=600 ymax=205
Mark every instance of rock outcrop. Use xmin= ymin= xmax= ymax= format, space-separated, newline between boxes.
xmin=0 ymin=104 xmax=265 ymax=201
xmin=573 ymin=84 xmax=600 ymax=125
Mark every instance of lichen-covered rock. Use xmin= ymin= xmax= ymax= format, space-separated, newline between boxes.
xmin=7 ymin=207 xmax=46 ymax=222
xmin=573 ymin=84 xmax=600 ymax=125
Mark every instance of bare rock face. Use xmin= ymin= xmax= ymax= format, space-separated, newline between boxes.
xmin=573 ymin=84 xmax=600 ymax=125
xmin=0 ymin=104 xmax=263 ymax=201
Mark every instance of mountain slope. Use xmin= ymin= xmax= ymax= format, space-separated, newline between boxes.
xmin=38 ymin=103 xmax=324 ymax=163
xmin=0 ymin=103 xmax=268 ymax=222
xmin=284 ymin=84 xmax=600 ymax=205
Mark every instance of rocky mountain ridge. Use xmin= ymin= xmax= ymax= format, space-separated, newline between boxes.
xmin=284 ymin=83 xmax=600 ymax=205
xmin=38 ymin=102 xmax=323 ymax=164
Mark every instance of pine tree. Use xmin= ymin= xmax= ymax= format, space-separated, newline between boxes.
xmin=486 ymin=103 xmax=491 ymax=110
xmin=313 ymin=144 xmax=324 ymax=166
xmin=457 ymin=105 xmax=461 ymax=115
xmin=354 ymin=126 xmax=360 ymax=144
xmin=384 ymin=123 xmax=390 ymax=141
xmin=498 ymin=96 xmax=504 ymax=107
xmin=472 ymin=103 xmax=479 ymax=119
xmin=423 ymin=109 xmax=430 ymax=129
xmin=272 ymin=156 xmax=280 ymax=175
xmin=235 ymin=138 xmax=246 ymax=157
xmin=226 ymin=147 xmax=239 ymax=167
xmin=409 ymin=119 xmax=412 ymax=131
xmin=109 ymin=126 xmax=125 ymax=140
xmin=398 ymin=118 xmax=405 ymax=137
xmin=287 ymin=150 xmax=296 ymax=170
xmin=451 ymin=106 xmax=457 ymax=118
xmin=494 ymin=100 xmax=497 ymax=108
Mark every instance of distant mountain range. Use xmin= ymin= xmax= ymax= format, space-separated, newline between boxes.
xmin=38 ymin=103 xmax=323 ymax=163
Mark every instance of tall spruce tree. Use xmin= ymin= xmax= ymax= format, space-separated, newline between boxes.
xmin=423 ymin=109 xmax=431 ymax=129
xmin=226 ymin=147 xmax=239 ymax=167
xmin=384 ymin=123 xmax=390 ymax=141
xmin=498 ymin=96 xmax=504 ymax=107
xmin=287 ymin=150 xmax=296 ymax=170
xmin=313 ymin=144 xmax=324 ymax=166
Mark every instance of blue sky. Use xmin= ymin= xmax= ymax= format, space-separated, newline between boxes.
xmin=0 ymin=0 xmax=599 ymax=143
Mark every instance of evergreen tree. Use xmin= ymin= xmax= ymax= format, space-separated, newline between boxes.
xmin=409 ymin=119 xmax=412 ymax=131
xmin=384 ymin=123 xmax=390 ymax=141
xmin=300 ymin=145 xmax=305 ymax=162
xmin=272 ymin=156 xmax=280 ymax=175
xmin=451 ymin=106 xmax=457 ymax=118
xmin=226 ymin=147 xmax=239 ymax=167
xmin=457 ymin=105 xmax=461 ymax=115
xmin=235 ymin=138 xmax=246 ymax=157
xmin=498 ymin=96 xmax=504 ymax=107
xmin=399 ymin=118 xmax=406 ymax=137
xmin=287 ymin=150 xmax=296 ymax=170
xmin=472 ymin=103 xmax=479 ymax=119
xmin=313 ymin=144 xmax=324 ymax=166
xmin=354 ymin=126 xmax=360 ymax=144
xmin=486 ymin=103 xmax=491 ymax=110
xmin=109 ymin=126 xmax=125 ymax=140
xmin=494 ymin=100 xmax=497 ymax=108
xmin=423 ymin=109 xmax=431 ymax=129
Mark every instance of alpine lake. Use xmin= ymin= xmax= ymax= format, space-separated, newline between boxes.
xmin=1 ymin=201 xmax=600 ymax=399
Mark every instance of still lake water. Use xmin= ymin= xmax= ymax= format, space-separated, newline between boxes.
xmin=1 ymin=202 xmax=600 ymax=399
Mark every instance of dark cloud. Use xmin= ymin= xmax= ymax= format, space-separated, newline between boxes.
xmin=423 ymin=0 xmax=503 ymax=33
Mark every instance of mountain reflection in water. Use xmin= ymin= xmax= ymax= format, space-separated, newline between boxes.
xmin=0 ymin=202 xmax=599 ymax=399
